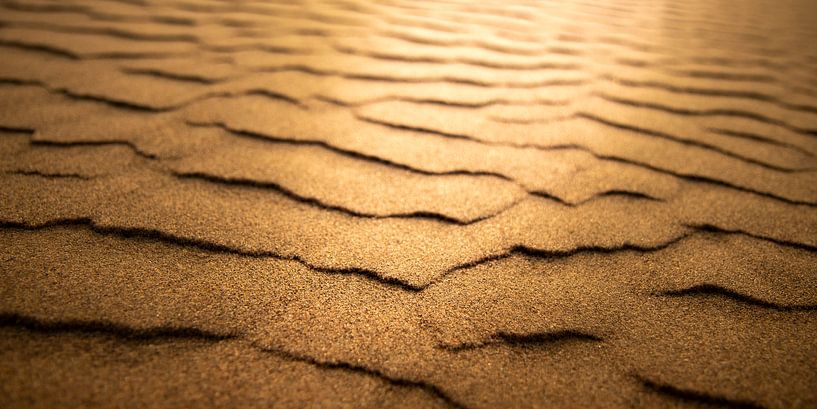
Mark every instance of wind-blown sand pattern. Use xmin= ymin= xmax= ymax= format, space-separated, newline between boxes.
xmin=1 ymin=0 xmax=816 ymax=408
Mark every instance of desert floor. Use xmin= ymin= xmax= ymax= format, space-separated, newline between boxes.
xmin=1 ymin=0 xmax=816 ymax=408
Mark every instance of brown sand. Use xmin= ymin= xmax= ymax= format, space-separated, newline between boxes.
xmin=1 ymin=0 xmax=816 ymax=408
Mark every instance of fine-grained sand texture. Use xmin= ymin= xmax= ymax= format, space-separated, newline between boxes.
xmin=1 ymin=1 xmax=816 ymax=408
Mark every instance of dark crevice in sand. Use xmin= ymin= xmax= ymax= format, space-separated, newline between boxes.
xmin=331 ymin=45 xmax=454 ymax=65
xmin=670 ymin=70 xmax=775 ymax=83
xmin=357 ymin=114 xmax=584 ymax=152
xmin=444 ymin=76 xmax=588 ymax=89
xmin=5 ymin=170 xmax=93 ymax=180
xmin=596 ymin=190 xmax=664 ymax=202
xmin=662 ymin=56 xmax=782 ymax=70
xmin=599 ymin=94 xmax=817 ymax=136
xmin=687 ymin=224 xmax=817 ymax=252
xmin=203 ymin=42 xmax=316 ymax=54
xmin=0 ymin=125 xmax=35 ymax=134
xmin=0 ymin=78 xmax=173 ymax=112
xmin=607 ymin=76 xmax=817 ymax=115
xmin=84 ymin=51 xmax=198 ymax=60
xmin=657 ymin=284 xmax=817 ymax=312
xmin=0 ymin=77 xmax=47 ymax=87
xmin=30 ymin=140 xmax=159 ymax=160
xmin=121 ymin=68 xmax=220 ymax=84
xmin=3 ymin=75 xmax=316 ymax=113
xmin=256 ymin=65 xmax=587 ymax=89
xmin=332 ymin=43 xmax=581 ymax=71
xmin=514 ymin=237 xmax=691 ymax=259
xmin=0 ymin=2 xmax=89 ymax=14
xmin=193 ymin=121 xmax=517 ymax=181
xmin=315 ymin=94 xmax=552 ymax=109
xmin=107 ymin=0 xmax=151 ymax=6
xmin=439 ymin=226 xmax=815 ymax=285
xmin=116 ymin=15 xmax=192 ymax=27
xmin=600 ymin=157 xmax=817 ymax=208
xmin=261 ymin=347 xmax=468 ymax=409
xmin=578 ymin=112 xmax=813 ymax=172
xmin=0 ymin=312 xmax=237 ymax=342
xmin=532 ymin=190 xmax=663 ymax=205
xmin=2 ymin=22 xmax=201 ymax=43
xmin=56 ymin=91 xmax=171 ymax=112
xmin=149 ymin=15 xmax=197 ymax=26
xmin=440 ymin=232 xmax=695 ymax=281
xmin=175 ymin=171 xmax=515 ymax=225
xmin=528 ymin=191 xmax=579 ymax=205
xmin=0 ymin=39 xmax=80 ymax=59
xmin=384 ymin=18 xmax=463 ymax=35
xmin=0 ymin=220 xmax=424 ymax=292
xmin=707 ymin=128 xmax=815 ymax=157
xmin=378 ymin=32 xmax=468 ymax=48
xmin=242 ymin=89 xmax=308 ymax=108
xmin=0 ymin=38 xmax=191 ymax=60
xmin=440 ymin=330 xmax=603 ymax=351
xmin=441 ymin=252 xmax=513 ymax=274
xmin=638 ymin=376 xmax=765 ymax=409
xmin=1 ymin=78 xmax=265 ymax=113
xmin=249 ymin=65 xmax=362 ymax=79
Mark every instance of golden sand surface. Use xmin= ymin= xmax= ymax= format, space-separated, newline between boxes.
xmin=1 ymin=0 xmax=816 ymax=407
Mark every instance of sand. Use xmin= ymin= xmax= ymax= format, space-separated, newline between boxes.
xmin=1 ymin=0 xmax=816 ymax=408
